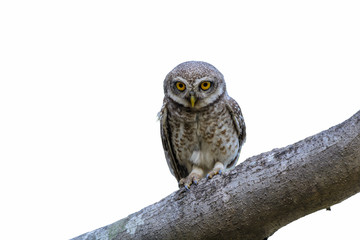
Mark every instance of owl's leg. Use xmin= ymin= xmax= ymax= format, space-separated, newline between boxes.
xmin=179 ymin=166 xmax=204 ymax=190
xmin=207 ymin=162 xmax=224 ymax=179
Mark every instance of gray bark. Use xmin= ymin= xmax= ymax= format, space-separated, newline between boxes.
xmin=72 ymin=110 xmax=360 ymax=240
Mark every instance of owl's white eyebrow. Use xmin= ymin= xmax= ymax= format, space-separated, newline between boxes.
xmin=194 ymin=77 xmax=212 ymax=85
xmin=173 ymin=77 xmax=187 ymax=82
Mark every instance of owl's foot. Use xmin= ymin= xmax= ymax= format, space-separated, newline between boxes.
xmin=206 ymin=168 xmax=222 ymax=179
xmin=207 ymin=162 xmax=224 ymax=179
xmin=179 ymin=172 xmax=202 ymax=190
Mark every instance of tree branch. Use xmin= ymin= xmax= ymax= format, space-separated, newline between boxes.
xmin=72 ymin=110 xmax=360 ymax=240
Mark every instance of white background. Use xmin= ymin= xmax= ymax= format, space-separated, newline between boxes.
xmin=1 ymin=1 xmax=359 ymax=239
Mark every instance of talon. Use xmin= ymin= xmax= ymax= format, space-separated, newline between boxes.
xmin=178 ymin=171 xmax=202 ymax=189
xmin=207 ymin=162 xmax=224 ymax=180
xmin=207 ymin=168 xmax=222 ymax=179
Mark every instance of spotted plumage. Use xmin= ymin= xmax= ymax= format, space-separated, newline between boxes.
xmin=159 ymin=61 xmax=246 ymax=189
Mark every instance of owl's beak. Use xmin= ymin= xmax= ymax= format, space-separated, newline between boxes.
xmin=190 ymin=95 xmax=196 ymax=108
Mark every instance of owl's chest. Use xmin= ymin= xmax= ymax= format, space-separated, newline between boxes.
xmin=168 ymin=104 xmax=236 ymax=167
xmin=168 ymin=108 xmax=224 ymax=144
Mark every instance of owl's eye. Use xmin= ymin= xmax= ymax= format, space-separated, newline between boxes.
xmin=176 ymin=82 xmax=186 ymax=91
xmin=200 ymin=81 xmax=212 ymax=91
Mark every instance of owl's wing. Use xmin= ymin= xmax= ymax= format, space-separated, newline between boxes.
xmin=226 ymin=95 xmax=246 ymax=148
xmin=159 ymin=100 xmax=188 ymax=182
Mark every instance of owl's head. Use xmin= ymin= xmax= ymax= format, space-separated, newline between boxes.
xmin=164 ymin=61 xmax=227 ymax=110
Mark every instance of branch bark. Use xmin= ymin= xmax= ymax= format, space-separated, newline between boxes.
xmin=72 ymin=110 xmax=360 ymax=240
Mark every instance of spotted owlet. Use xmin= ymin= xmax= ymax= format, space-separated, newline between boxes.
xmin=159 ymin=61 xmax=246 ymax=189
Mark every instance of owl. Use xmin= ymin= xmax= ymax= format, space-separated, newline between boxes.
xmin=159 ymin=61 xmax=246 ymax=189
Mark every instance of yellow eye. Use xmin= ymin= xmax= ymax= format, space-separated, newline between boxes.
xmin=176 ymin=82 xmax=186 ymax=91
xmin=200 ymin=81 xmax=211 ymax=90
